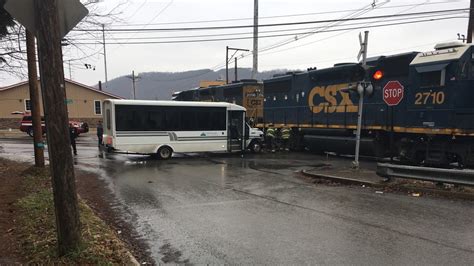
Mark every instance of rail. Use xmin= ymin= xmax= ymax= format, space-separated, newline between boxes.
xmin=376 ymin=163 xmax=474 ymax=186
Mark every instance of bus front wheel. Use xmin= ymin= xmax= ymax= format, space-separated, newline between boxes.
xmin=250 ymin=140 xmax=262 ymax=153
xmin=157 ymin=146 xmax=173 ymax=160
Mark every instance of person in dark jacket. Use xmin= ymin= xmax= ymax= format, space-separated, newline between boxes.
xmin=97 ymin=120 xmax=103 ymax=147
xmin=69 ymin=124 xmax=77 ymax=155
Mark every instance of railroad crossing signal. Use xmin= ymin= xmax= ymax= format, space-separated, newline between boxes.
xmin=383 ymin=80 xmax=404 ymax=106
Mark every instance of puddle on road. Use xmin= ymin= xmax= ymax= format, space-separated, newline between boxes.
xmin=159 ymin=243 xmax=189 ymax=263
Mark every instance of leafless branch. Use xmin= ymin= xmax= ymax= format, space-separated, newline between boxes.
xmin=0 ymin=0 xmax=129 ymax=80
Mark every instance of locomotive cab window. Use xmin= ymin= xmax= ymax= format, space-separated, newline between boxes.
xmin=415 ymin=63 xmax=448 ymax=88
xmin=419 ymin=70 xmax=445 ymax=87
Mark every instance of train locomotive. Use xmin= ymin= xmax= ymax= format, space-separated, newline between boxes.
xmin=173 ymin=42 xmax=474 ymax=168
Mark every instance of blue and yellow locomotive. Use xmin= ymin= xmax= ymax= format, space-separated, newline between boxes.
xmin=173 ymin=42 xmax=474 ymax=167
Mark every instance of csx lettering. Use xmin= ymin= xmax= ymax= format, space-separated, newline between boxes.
xmin=250 ymin=100 xmax=262 ymax=105
xmin=308 ymin=84 xmax=358 ymax=113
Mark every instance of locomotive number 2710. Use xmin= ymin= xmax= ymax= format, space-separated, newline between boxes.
xmin=414 ymin=91 xmax=445 ymax=105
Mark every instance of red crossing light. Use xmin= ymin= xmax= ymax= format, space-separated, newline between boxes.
xmin=373 ymin=70 xmax=383 ymax=80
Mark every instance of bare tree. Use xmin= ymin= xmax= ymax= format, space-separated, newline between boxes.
xmin=0 ymin=0 xmax=126 ymax=81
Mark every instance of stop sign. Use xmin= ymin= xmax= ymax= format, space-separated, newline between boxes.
xmin=383 ymin=80 xmax=404 ymax=106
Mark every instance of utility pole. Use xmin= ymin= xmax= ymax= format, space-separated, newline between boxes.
xmin=132 ymin=70 xmax=136 ymax=99
xmin=234 ymin=57 xmax=238 ymax=82
xmin=226 ymin=46 xmax=249 ymax=84
xmin=468 ymin=0 xmax=474 ymax=43
xmin=126 ymin=70 xmax=140 ymax=99
xmin=25 ymin=29 xmax=44 ymax=168
xmin=34 ymin=0 xmax=81 ymax=255
xmin=353 ymin=31 xmax=369 ymax=169
xmin=102 ymin=24 xmax=108 ymax=88
xmin=226 ymin=46 xmax=229 ymax=84
xmin=252 ymin=0 xmax=258 ymax=79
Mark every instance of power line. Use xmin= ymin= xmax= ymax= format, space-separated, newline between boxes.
xmin=68 ymin=12 xmax=462 ymax=41
xmin=254 ymin=0 xmax=385 ymax=56
xmin=256 ymin=0 xmax=439 ymax=57
xmin=107 ymin=0 xmax=174 ymax=52
xmin=111 ymin=0 xmax=460 ymax=26
xmin=70 ymin=16 xmax=467 ymax=45
xmin=142 ymin=38 xmax=457 ymax=83
xmin=72 ymin=8 xmax=470 ymax=32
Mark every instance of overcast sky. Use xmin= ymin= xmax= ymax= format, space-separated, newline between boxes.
xmin=0 ymin=0 xmax=469 ymax=87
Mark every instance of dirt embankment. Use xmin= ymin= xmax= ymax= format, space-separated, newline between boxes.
xmin=0 ymin=158 xmax=151 ymax=264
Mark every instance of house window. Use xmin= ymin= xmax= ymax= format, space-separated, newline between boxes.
xmin=25 ymin=99 xmax=31 ymax=111
xmin=94 ymin=100 xmax=102 ymax=115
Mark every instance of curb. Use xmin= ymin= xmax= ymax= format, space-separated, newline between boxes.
xmin=386 ymin=184 xmax=474 ymax=201
xmin=300 ymin=169 xmax=474 ymax=200
xmin=300 ymin=169 xmax=382 ymax=187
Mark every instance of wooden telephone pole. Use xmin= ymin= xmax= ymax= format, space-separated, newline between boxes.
xmin=34 ymin=0 xmax=81 ymax=255
xmin=26 ymin=29 xmax=45 ymax=167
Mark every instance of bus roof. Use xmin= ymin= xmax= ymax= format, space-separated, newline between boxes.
xmin=104 ymin=99 xmax=246 ymax=111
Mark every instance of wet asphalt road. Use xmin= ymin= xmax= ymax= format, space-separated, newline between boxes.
xmin=1 ymin=136 xmax=473 ymax=264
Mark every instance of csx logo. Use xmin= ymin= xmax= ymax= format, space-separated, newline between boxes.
xmin=249 ymin=99 xmax=262 ymax=106
xmin=308 ymin=83 xmax=358 ymax=113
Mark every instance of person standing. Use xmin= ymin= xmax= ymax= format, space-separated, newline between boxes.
xmin=265 ymin=126 xmax=276 ymax=152
xmin=69 ymin=123 xmax=77 ymax=155
xmin=97 ymin=120 xmax=103 ymax=147
xmin=281 ymin=127 xmax=291 ymax=151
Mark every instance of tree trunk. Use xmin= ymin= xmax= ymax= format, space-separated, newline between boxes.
xmin=34 ymin=0 xmax=81 ymax=255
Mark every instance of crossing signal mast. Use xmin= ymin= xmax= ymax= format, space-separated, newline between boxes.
xmin=353 ymin=31 xmax=373 ymax=169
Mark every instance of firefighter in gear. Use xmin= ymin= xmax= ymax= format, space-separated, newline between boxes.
xmin=281 ymin=127 xmax=291 ymax=151
xmin=265 ymin=126 xmax=276 ymax=152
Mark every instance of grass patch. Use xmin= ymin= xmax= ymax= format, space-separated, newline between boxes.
xmin=15 ymin=166 xmax=133 ymax=264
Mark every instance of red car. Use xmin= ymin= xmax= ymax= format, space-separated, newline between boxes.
xmin=19 ymin=115 xmax=89 ymax=137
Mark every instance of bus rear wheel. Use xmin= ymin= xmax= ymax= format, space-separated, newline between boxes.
xmin=157 ymin=146 xmax=173 ymax=160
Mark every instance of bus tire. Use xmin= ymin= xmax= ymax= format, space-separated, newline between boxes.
xmin=250 ymin=140 xmax=262 ymax=153
xmin=157 ymin=146 xmax=173 ymax=160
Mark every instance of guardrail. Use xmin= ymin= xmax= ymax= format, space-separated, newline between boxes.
xmin=376 ymin=163 xmax=474 ymax=186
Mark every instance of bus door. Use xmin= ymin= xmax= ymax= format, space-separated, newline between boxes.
xmin=228 ymin=110 xmax=245 ymax=152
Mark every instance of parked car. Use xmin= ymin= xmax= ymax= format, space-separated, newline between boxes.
xmin=19 ymin=115 xmax=89 ymax=137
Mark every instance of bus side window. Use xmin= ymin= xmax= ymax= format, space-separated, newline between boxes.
xmin=148 ymin=111 xmax=164 ymax=131
xmin=180 ymin=110 xmax=197 ymax=130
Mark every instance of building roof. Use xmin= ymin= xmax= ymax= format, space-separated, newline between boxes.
xmin=0 ymin=79 xmax=122 ymax=99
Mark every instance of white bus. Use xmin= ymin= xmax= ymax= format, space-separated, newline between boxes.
xmin=102 ymin=99 xmax=264 ymax=159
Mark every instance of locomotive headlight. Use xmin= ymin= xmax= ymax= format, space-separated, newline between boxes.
xmin=373 ymin=70 xmax=383 ymax=80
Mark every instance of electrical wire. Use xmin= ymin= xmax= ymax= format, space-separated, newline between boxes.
xmin=254 ymin=0 xmax=386 ymax=55
xmin=112 ymin=0 xmax=460 ymax=26
xmin=68 ymin=12 xmax=462 ymax=41
xmin=70 ymin=16 xmax=467 ymax=45
xmin=256 ymin=0 xmax=436 ymax=57
xmin=71 ymin=8 xmax=470 ymax=32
